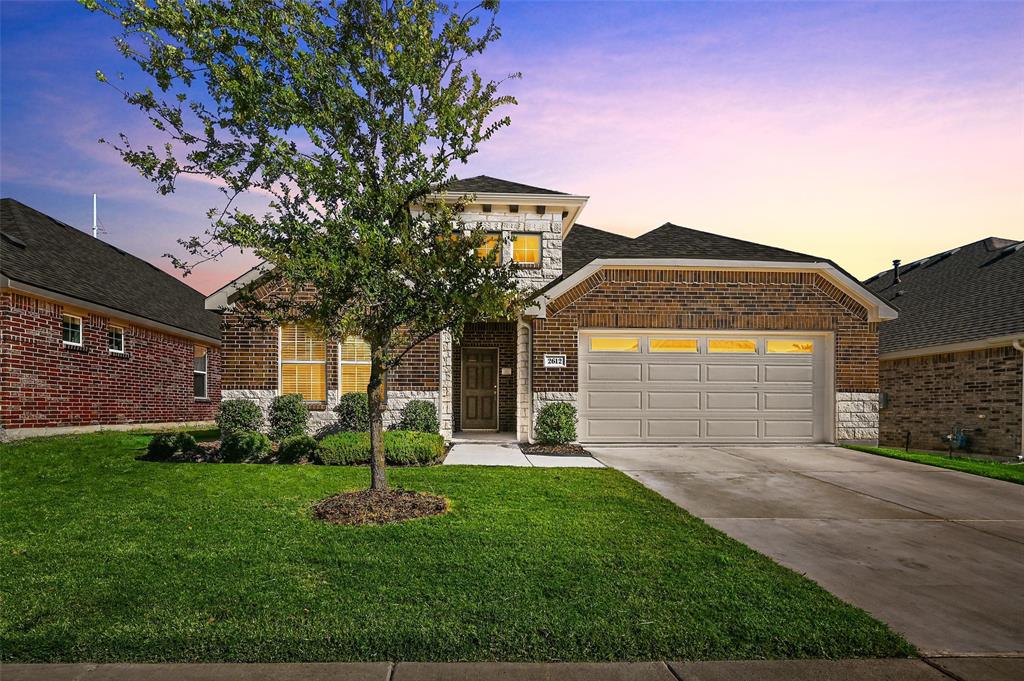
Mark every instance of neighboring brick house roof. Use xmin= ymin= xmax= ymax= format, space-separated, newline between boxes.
xmin=1 ymin=198 xmax=220 ymax=341
xmin=863 ymin=237 xmax=1024 ymax=355
xmin=445 ymin=175 xmax=569 ymax=196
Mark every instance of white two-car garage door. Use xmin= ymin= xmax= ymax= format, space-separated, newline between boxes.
xmin=578 ymin=331 xmax=831 ymax=443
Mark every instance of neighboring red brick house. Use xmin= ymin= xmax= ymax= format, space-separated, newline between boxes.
xmin=208 ymin=176 xmax=897 ymax=444
xmin=1 ymin=199 xmax=221 ymax=438
xmin=864 ymin=238 xmax=1024 ymax=456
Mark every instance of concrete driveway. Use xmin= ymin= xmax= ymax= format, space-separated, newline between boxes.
xmin=590 ymin=444 xmax=1024 ymax=656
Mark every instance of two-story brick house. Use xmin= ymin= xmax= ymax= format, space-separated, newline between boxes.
xmin=207 ymin=176 xmax=897 ymax=444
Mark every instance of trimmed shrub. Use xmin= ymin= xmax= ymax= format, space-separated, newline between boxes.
xmin=278 ymin=434 xmax=317 ymax=463
xmin=216 ymin=399 xmax=264 ymax=437
xmin=535 ymin=402 xmax=577 ymax=445
xmin=333 ymin=392 xmax=369 ymax=432
xmin=147 ymin=433 xmax=179 ymax=457
xmin=268 ymin=394 xmax=309 ymax=441
xmin=174 ymin=432 xmax=200 ymax=455
xmin=220 ymin=431 xmax=272 ymax=462
xmin=396 ymin=399 xmax=439 ymax=433
xmin=316 ymin=431 xmax=445 ymax=466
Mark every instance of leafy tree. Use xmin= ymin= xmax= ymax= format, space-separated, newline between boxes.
xmin=84 ymin=0 xmax=524 ymax=491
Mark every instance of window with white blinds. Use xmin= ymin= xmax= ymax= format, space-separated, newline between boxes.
xmin=340 ymin=336 xmax=371 ymax=395
xmin=280 ymin=324 xmax=326 ymax=401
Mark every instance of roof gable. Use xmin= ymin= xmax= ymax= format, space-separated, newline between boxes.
xmin=445 ymin=175 xmax=569 ymax=196
xmin=1 ymin=198 xmax=220 ymax=340
xmin=864 ymin=237 xmax=1024 ymax=354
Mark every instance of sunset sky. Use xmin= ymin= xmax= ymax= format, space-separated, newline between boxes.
xmin=2 ymin=1 xmax=1021 ymax=294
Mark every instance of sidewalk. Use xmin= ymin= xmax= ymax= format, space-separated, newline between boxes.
xmin=4 ymin=658 xmax=1022 ymax=681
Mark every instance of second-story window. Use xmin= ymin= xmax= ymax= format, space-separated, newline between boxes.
xmin=512 ymin=233 xmax=541 ymax=268
xmin=475 ymin=233 xmax=501 ymax=261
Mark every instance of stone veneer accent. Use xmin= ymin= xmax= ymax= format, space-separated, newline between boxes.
xmin=516 ymin=322 xmax=532 ymax=441
xmin=223 ymin=388 xmax=439 ymax=435
xmin=438 ymin=330 xmax=454 ymax=438
xmin=879 ymin=345 xmax=1023 ymax=455
xmin=460 ymin=207 xmax=563 ymax=290
xmin=836 ymin=392 xmax=880 ymax=443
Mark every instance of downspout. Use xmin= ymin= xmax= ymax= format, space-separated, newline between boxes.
xmin=1014 ymin=339 xmax=1024 ymax=457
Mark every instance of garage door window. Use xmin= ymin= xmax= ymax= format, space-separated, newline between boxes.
xmin=589 ymin=336 xmax=639 ymax=352
xmin=708 ymin=338 xmax=757 ymax=353
xmin=650 ymin=338 xmax=698 ymax=353
xmin=767 ymin=339 xmax=814 ymax=354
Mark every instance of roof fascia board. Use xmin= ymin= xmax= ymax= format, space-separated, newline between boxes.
xmin=3 ymin=278 xmax=221 ymax=346
xmin=205 ymin=263 xmax=273 ymax=310
xmin=436 ymin=191 xmax=590 ymax=236
xmin=881 ymin=333 xmax=1024 ymax=360
xmin=528 ymin=258 xmax=899 ymax=322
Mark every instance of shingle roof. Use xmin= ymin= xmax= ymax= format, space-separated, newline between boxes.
xmin=561 ymin=224 xmax=635 ymax=276
xmin=863 ymin=237 xmax=1024 ymax=354
xmin=608 ymin=222 xmax=822 ymax=262
xmin=1 ymin=198 xmax=220 ymax=340
xmin=445 ymin=175 xmax=569 ymax=196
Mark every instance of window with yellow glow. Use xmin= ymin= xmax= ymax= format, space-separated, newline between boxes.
xmin=511 ymin=233 xmax=541 ymax=266
xmin=708 ymin=338 xmax=757 ymax=353
xmin=589 ymin=336 xmax=639 ymax=352
xmin=280 ymin=324 xmax=326 ymax=401
xmin=766 ymin=339 xmax=814 ymax=354
xmin=340 ymin=336 xmax=372 ymax=395
xmin=475 ymin=233 xmax=501 ymax=261
xmin=650 ymin=338 xmax=698 ymax=353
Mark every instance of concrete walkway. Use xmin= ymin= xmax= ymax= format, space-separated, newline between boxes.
xmin=4 ymin=658 xmax=1023 ymax=680
xmin=444 ymin=442 xmax=604 ymax=467
xmin=590 ymin=444 xmax=1024 ymax=656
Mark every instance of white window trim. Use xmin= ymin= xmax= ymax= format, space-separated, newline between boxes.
xmin=194 ymin=346 xmax=209 ymax=400
xmin=338 ymin=336 xmax=372 ymax=396
xmin=278 ymin=326 xmax=328 ymax=402
xmin=108 ymin=325 xmax=126 ymax=354
xmin=62 ymin=313 xmax=83 ymax=347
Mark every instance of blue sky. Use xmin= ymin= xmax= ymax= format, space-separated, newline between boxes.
xmin=2 ymin=1 xmax=1022 ymax=293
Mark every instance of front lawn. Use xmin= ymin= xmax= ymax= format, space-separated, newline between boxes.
xmin=1 ymin=431 xmax=913 ymax=662
xmin=844 ymin=445 xmax=1024 ymax=485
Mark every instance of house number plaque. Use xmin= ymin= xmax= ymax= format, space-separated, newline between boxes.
xmin=543 ymin=354 xmax=567 ymax=368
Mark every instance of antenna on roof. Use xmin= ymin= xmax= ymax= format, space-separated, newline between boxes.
xmin=92 ymin=194 xmax=98 ymax=238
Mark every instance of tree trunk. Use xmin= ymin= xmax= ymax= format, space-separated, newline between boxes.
xmin=367 ymin=347 xmax=388 ymax=492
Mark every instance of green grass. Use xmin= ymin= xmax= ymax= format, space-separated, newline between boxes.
xmin=1 ymin=431 xmax=913 ymax=662
xmin=844 ymin=445 xmax=1024 ymax=485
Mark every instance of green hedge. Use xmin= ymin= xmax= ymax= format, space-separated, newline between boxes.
xmin=316 ymin=430 xmax=445 ymax=466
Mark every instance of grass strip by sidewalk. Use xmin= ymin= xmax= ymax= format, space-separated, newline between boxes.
xmin=844 ymin=445 xmax=1023 ymax=485
xmin=1 ymin=430 xmax=914 ymax=662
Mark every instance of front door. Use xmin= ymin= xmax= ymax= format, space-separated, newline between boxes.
xmin=462 ymin=348 xmax=498 ymax=430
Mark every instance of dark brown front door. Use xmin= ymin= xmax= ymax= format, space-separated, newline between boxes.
xmin=462 ymin=348 xmax=498 ymax=430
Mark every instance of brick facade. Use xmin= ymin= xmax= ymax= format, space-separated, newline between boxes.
xmin=533 ymin=269 xmax=879 ymax=394
xmin=879 ymin=345 xmax=1023 ymax=455
xmin=1 ymin=290 xmax=220 ymax=431
xmin=452 ymin=322 xmax=517 ymax=432
xmin=219 ymin=283 xmax=440 ymax=425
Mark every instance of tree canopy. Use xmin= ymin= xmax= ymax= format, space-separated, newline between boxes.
xmin=84 ymin=0 xmax=525 ymax=489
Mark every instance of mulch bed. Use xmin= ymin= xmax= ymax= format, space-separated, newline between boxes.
xmin=519 ymin=443 xmax=591 ymax=456
xmin=312 ymin=489 xmax=449 ymax=526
